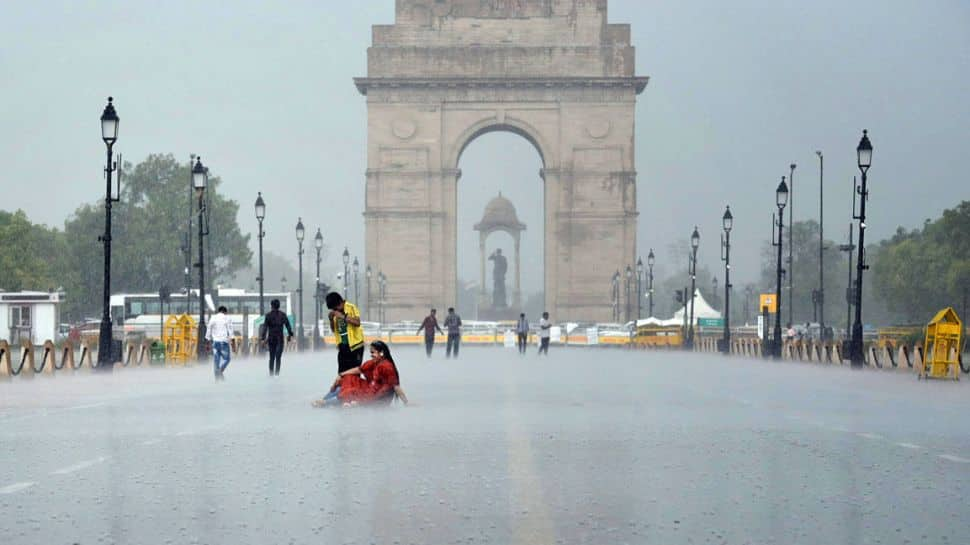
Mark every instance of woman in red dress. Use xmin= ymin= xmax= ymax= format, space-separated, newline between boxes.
xmin=313 ymin=341 xmax=408 ymax=407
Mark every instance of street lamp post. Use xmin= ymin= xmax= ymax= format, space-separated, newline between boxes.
xmin=816 ymin=150 xmax=825 ymax=334
xmin=314 ymin=229 xmax=323 ymax=351
xmin=611 ymin=271 xmax=620 ymax=322
xmin=295 ymin=218 xmax=305 ymax=351
xmin=773 ymin=177 xmax=790 ymax=359
xmin=839 ymin=223 xmax=856 ymax=336
xmin=353 ymin=257 xmax=360 ymax=307
xmin=342 ymin=247 xmax=350 ymax=299
xmin=647 ymin=249 xmax=655 ymax=318
xmin=849 ymin=130 xmax=872 ymax=368
xmin=378 ymin=271 xmax=387 ymax=324
xmin=624 ymin=265 xmax=633 ymax=322
xmin=636 ymin=258 xmax=644 ymax=320
xmin=788 ymin=163 xmax=796 ymax=327
xmin=721 ymin=206 xmax=733 ymax=353
xmin=365 ymin=265 xmax=372 ymax=321
xmin=97 ymin=97 xmax=120 ymax=369
xmin=255 ymin=193 xmax=266 ymax=316
xmin=192 ymin=157 xmax=209 ymax=360
xmin=687 ymin=227 xmax=700 ymax=349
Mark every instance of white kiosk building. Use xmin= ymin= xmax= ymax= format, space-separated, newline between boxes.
xmin=0 ymin=291 xmax=63 ymax=345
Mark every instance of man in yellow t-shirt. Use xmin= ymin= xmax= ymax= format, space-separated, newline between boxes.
xmin=325 ymin=292 xmax=364 ymax=373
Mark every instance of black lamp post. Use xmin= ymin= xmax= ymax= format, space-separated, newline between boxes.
xmin=611 ymin=271 xmax=620 ymax=322
xmin=97 ymin=97 xmax=120 ymax=369
xmin=687 ymin=226 xmax=700 ymax=349
xmin=816 ymin=150 xmax=825 ymax=333
xmin=378 ymin=271 xmax=387 ymax=324
xmin=314 ymin=228 xmax=323 ymax=350
xmin=839 ymin=223 xmax=856 ymax=336
xmin=281 ymin=275 xmax=287 ymax=294
xmin=255 ymin=193 xmax=266 ymax=316
xmin=636 ymin=258 xmax=644 ymax=320
xmin=342 ymin=247 xmax=350 ymax=299
xmin=647 ymin=249 xmax=655 ymax=318
xmin=365 ymin=265 xmax=372 ymax=321
xmin=773 ymin=177 xmax=789 ymax=359
xmin=624 ymin=265 xmax=633 ymax=322
xmin=192 ymin=157 xmax=209 ymax=359
xmin=353 ymin=257 xmax=360 ymax=306
xmin=849 ymin=130 xmax=872 ymax=368
xmin=721 ymin=206 xmax=733 ymax=353
xmin=295 ymin=218 xmax=305 ymax=350
xmin=788 ymin=163 xmax=796 ymax=327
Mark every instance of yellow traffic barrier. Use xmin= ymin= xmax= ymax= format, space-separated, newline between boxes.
xmin=920 ymin=307 xmax=962 ymax=380
xmin=163 ymin=314 xmax=197 ymax=365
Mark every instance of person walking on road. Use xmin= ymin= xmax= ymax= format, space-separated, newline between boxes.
xmin=417 ymin=308 xmax=443 ymax=358
xmin=206 ymin=305 xmax=233 ymax=381
xmin=443 ymin=307 xmax=462 ymax=359
xmin=515 ymin=313 xmax=529 ymax=355
xmin=538 ymin=311 xmax=551 ymax=356
xmin=261 ymin=298 xmax=294 ymax=377
xmin=326 ymin=292 xmax=365 ymax=373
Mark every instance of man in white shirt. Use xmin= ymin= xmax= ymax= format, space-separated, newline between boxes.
xmin=538 ymin=311 xmax=551 ymax=355
xmin=206 ymin=305 xmax=234 ymax=381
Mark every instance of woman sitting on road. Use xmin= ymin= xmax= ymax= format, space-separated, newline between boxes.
xmin=312 ymin=340 xmax=408 ymax=408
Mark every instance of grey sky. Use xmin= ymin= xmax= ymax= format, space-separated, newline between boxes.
xmin=2 ymin=1 xmax=968 ymax=301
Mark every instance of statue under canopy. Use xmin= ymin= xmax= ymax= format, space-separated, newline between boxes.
xmin=488 ymin=248 xmax=508 ymax=309
xmin=474 ymin=192 xmax=525 ymax=317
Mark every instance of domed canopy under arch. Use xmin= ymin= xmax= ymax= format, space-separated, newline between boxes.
xmin=474 ymin=192 xmax=526 ymax=235
xmin=474 ymin=192 xmax=526 ymax=311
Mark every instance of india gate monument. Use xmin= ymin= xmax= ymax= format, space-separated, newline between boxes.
xmin=356 ymin=0 xmax=647 ymax=322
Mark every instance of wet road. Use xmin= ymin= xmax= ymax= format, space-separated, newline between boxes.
xmin=1 ymin=346 xmax=968 ymax=544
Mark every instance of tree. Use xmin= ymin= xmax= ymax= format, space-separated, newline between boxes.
xmin=62 ymin=154 xmax=252 ymax=318
xmin=759 ymin=220 xmax=849 ymax=327
xmin=872 ymin=201 xmax=970 ymax=323
xmin=0 ymin=210 xmax=66 ymax=292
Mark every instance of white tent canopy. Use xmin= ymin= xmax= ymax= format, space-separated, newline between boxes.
xmin=637 ymin=289 xmax=721 ymax=327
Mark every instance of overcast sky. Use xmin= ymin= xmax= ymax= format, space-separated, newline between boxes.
xmin=2 ymin=1 xmax=968 ymax=299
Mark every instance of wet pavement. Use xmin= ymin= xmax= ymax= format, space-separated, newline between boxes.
xmin=1 ymin=345 xmax=968 ymax=544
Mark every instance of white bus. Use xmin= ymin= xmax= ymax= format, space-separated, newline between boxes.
xmin=110 ymin=288 xmax=293 ymax=338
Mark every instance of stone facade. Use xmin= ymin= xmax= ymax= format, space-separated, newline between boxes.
xmin=357 ymin=0 xmax=647 ymax=322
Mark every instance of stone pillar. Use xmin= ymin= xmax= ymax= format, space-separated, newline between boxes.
xmin=514 ymin=233 xmax=522 ymax=309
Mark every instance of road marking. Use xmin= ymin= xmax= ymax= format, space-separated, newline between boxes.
xmin=141 ymin=439 xmax=161 ymax=446
xmin=938 ymin=454 xmax=970 ymax=464
xmin=0 ymin=482 xmax=36 ymax=494
xmin=66 ymin=402 xmax=106 ymax=411
xmin=896 ymin=442 xmax=923 ymax=450
xmin=50 ymin=456 xmax=108 ymax=475
xmin=856 ymin=432 xmax=884 ymax=440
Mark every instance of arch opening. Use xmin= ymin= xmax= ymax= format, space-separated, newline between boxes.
xmin=456 ymin=130 xmax=545 ymax=320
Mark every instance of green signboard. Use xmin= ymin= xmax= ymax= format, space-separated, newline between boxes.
xmin=697 ymin=317 xmax=724 ymax=327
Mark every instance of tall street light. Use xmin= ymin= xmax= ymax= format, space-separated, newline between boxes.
xmin=378 ymin=271 xmax=387 ymax=324
xmin=636 ymin=257 xmax=644 ymax=320
xmin=353 ymin=257 xmax=360 ymax=307
xmin=342 ymin=247 xmax=350 ymax=299
xmin=839 ymin=223 xmax=856 ymax=336
xmin=295 ymin=218 xmax=305 ymax=351
xmin=773 ymin=176 xmax=789 ymax=359
xmin=365 ymin=265 xmax=373 ymax=321
xmin=687 ymin=226 xmax=700 ymax=349
xmin=192 ymin=157 xmax=209 ymax=359
xmin=611 ymin=270 xmax=620 ymax=322
xmin=624 ymin=265 xmax=633 ymax=322
xmin=314 ymin=228 xmax=323 ymax=350
xmin=255 ymin=193 xmax=266 ymax=315
xmin=98 ymin=97 xmax=120 ymax=369
xmin=849 ymin=130 xmax=872 ymax=368
xmin=788 ymin=163 xmax=796 ymax=326
xmin=816 ymin=150 xmax=825 ymax=334
xmin=647 ymin=249 xmax=655 ymax=318
xmin=721 ymin=206 xmax=733 ymax=353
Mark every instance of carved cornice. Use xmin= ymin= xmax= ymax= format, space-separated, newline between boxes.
xmin=355 ymin=76 xmax=649 ymax=96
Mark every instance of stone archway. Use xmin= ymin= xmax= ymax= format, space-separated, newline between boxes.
xmin=356 ymin=0 xmax=647 ymax=322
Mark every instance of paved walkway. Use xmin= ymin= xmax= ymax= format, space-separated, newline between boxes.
xmin=1 ymin=346 xmax=968 ymax=544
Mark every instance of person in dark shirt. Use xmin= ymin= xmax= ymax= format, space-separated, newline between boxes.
xmin=260 ymin=299 xmax=293 ymax=376
xmin=443 ymin=307 xmax=462 ymax=359
xmin=417 ymin=308 xmax=443 ymax=358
